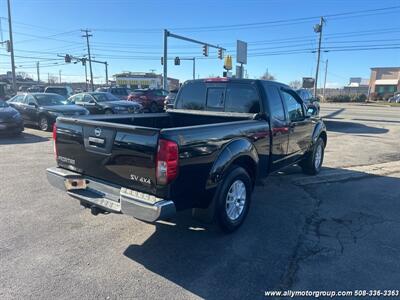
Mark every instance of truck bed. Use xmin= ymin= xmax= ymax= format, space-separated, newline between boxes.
xmin=54 ymin=110 xmax=270 ymax=210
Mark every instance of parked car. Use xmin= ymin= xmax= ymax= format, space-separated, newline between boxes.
xmin=47 ymin=78 xmax=327 ymax=233
xmin=296 ymin=88 xmax=320 ymax=116
xmin=388 ymin=94 xmax=400 ymax=103
xmin=68 ymin=92 xmax=142 ymax=114
xmin=95 ymin=86 xmax=131 ymax=100
xmin=27 ymin=85 xmax=45 ymax=93
xmin=128 ymin=88 xmax=168 ymax=112
xmin=8 ymin=93 xmax=88 ymax=131
xmin=44 ymin=86 xmax=74 ymax=99
xmin=164 ymin=89 xmax=178 ymax=110
xmin=0 ymin=100 xmax=24 ymax=135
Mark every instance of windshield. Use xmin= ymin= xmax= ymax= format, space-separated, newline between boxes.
xmin=92 ymin=93 xmax=119 ymax=102
xmin=34 ymin=94 xmax=66 ymax=106
xmin=0 ymin=100 xmax=8 ymax=108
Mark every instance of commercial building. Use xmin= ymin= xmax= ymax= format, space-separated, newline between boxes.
xmin=114 ymin=72 xmax=179 ymax=91
xmin=343 ymin=77 xmax=369 ymax=95
xmin=369 ymin=67 xmax=400 ymax=97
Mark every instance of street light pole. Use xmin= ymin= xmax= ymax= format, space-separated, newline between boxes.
xmin=36 ymin=61 xmax=40 ymax=83
xmin=323 ymin=59 xmax=328 ymax=101
xmin=193 ymin=57 xmax=195 ymax=80
xmin=105 ymin=62 xmax=109 ymax=85
xmin=7 ymin=0 xmax=16 ymax=92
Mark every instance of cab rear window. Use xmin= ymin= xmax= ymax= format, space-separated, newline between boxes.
xmin=176 ymin=81 xmax=260 ymax=113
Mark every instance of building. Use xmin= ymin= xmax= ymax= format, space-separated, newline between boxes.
xmin=369 ymin=67 xmax=400 ymax=98
xmin=114 ymin=72 xmax=179 ymax=91
xmin=343 ymin=77 xmax=369 ymax=95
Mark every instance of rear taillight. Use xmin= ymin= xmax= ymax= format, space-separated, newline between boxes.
xmin=52 ymin=123 xmax=57 ymax=159
xmin=156 ymin=139 xmax=178 ymax=185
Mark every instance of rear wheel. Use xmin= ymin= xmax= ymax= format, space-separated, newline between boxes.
xmin=300 ymin=137 xmax=325 ymax=175
xmin=214 ymin=165 xmax=252 ymax=233
xmin=104 ymin=109 xmax=113 ymax=115
xmin=39 ymin=116 xmax=50 ymax=131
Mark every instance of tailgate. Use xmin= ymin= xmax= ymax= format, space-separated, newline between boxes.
xmin=55 ymin=118 xmax=160 ymax=195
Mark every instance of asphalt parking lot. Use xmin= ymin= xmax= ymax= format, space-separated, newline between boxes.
xmin=1 ymin=103 xmax=400 ymax=299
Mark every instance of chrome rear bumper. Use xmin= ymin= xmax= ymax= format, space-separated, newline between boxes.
xmin=46 ymin=167 xmax=176 ymax=222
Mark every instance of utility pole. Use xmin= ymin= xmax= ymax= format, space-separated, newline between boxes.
xmin=7 ymin=0 xmax=16 ymax=92
xmin=59 ymin=70 xmax=62 ymax=84
xmin=36 ymin=61 xmax=40 ymax=83
xmin=82 ymin=29 xmax=94 ymax=91
xmin=314 ymin=17 xmax=325 ymax=98
xmin=163 ymin=29 xmax=168 ymax=91
xmin=323 ymin=59 xmax=328 ymax=101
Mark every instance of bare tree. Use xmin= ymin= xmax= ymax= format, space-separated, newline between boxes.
xmin=289 ymin=80 xmax=302 ymax=89
xmin=260 ymin=72 xmax=275 ymax=80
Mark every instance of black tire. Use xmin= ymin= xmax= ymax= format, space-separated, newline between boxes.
xmin=300 ymin=137 xmax=325 ymax=175
xmin=214 ymin=165 xmax=253 ymax=233
xmin=38 ymin=115 xmax=50 ymax=131
xmin=104 ymin=109 xmax=113 ymax=115
xmin=150 ymin=102 xmax=158 ymax=113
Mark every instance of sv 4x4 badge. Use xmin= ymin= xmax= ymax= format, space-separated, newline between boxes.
xmin=130 ymin=174 xmax=151 ymax=185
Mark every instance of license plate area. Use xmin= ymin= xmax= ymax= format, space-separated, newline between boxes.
xmin=65 ymin=178 xmax=87 ymax=190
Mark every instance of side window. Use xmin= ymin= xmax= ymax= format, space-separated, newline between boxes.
xmin=225 ymin=84 xmax=260 ymax=113
xmin=11 ymin=95 xmax=24 ymax=103
xmin=73 ymin=94 xmax=84 ymax=102
xmin=175 ymin=82 xmax=206 ymax=110
xmin=206 ymin=88 xmax=225 ymax=110
xmin=281 ymin=89 xmax=304 ymax=122
xmin=265 ymin=85 xmax=285 ymax=121
xmin=26 ymin=95 xmax=36 ymax=105
xmin=21 ymin=95 xmax=29 ymax=104
xmin=83 ymin=94 xmax=93 ymax=103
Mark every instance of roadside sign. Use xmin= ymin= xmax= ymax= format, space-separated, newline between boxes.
xmin=302 ymin=77 xmax=315 ymax=88
xmin=236 ymin=40 xmax=247 ymax=64
xmin=224 ymin=55 xmax=232 ymax=71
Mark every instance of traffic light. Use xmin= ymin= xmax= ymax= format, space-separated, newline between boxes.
xmin=161 ymin=57 xmax=164 ymax=65
xmin=218 ymin=48 xmax=223 ymax=60
xmin=202 ymin=45 xmax=208 ymax=57
xmin=64 ymin=54 xmax=71 ymax=63
xmin=174 ymin=56 xmax=180 ymax=65
xmin=81 ymin=58 xmax=86 ymax=66
xmin=6 ymin=40 xmax=11 ymax=52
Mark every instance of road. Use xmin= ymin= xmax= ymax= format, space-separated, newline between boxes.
xmin=1 ymin=103 xmax=399 ymax=299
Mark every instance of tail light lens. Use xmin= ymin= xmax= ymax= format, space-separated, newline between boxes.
xmin=156 ymin=139 xmax=178 ymax=185
xmin=52 ymin=123 xmax=57 ymax=159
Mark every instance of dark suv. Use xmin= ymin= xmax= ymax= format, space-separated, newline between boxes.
xmin=127 ymin=89 xmax=168 ymax=112
xmin=96 ymin=87 xmax=131 ymax=100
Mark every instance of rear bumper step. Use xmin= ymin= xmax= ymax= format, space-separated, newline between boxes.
xmin=46 ymin=167 xmax=176 ymax=222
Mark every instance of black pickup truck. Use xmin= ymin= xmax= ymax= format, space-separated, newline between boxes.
xmin=47 ymin=78 xmax=327 ymax=232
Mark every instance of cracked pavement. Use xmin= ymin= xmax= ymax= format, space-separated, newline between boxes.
xmin=1 ymin=103 xmax=400 ymax=299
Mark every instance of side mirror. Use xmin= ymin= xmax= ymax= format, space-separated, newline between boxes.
xmin=307 ymin=107 xmax=317 ymax=116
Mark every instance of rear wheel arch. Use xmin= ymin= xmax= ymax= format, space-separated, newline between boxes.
xmin=206 ymin=139 xmax=259 ymax=190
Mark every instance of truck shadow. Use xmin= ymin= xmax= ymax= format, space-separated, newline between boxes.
xmin=324 ymin=120 xmax=388 ymax=134
xmin=122 ymin=166 xmax=400 ymax=299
